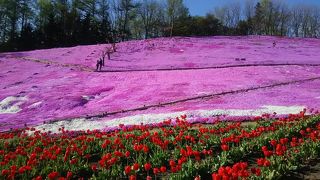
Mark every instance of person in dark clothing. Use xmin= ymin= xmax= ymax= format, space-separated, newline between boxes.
xmin=96 ymin=60 xmax=100 ymax=71
xmin=101 ymin=55 xmax=105 ymax=66
xmin=99 ymin=58 xmax=103 ymax=71
xmin=111 ymin=43 xmax=116 ymax=52
xmin=107 ymin=50 xmax=111 ymax=60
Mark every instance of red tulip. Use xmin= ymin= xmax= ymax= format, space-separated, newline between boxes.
xmin=280 ymin=138 xmax=288 ymax=145
xmin=261 ymin=146 xmax=268 ymax=152
xmin=160 ymin=166 xmax=167 ymax=173
xmin=222 ymin=175 xmax=229 ymax=180
xmin=48 ymin=171 xmax=59 ymax=180
xmin=114 ymin=151 xmax=123 ymax=157
xmin=129 ymin=175 xmax=136 ymax=180
xmin=276 ymin=144 xmax=282 ymax=152
xmin=263 ymin=160 xmax=271 ymax=167
xmin=70 ymin=158 xmax=78 ymax=165
xmin=306 ymin=127 xmax=312 ymax=133
xmin=218 ymin=167 xmax=225 ymax=175
xmin=263 ymin=150 xmax=273 ymax=157
xmin=221 ymin=144 xmax=229 ymax=151
xmin=35 ymin=176 xmax=43 ymax=180
xmin=125 ymin=165 xmax=131 ymax=175
xmin=251 ymin=168 xmax=257 ymax=174
xmin=125 ymin=151 xmax=130 ymax=157
xmin=133 ymin=163 xmax=140 ymax=171
xmin=270 ymin=139 xmax=277 ymax=146
xmin=144 ymin=163 xmax=151 ymax=171
xmin=2 ymin=169 xmax=9 ymax=176
xmin=257 ymin=158 xmax=264 ymax=166
xmin=66 ymin=171 xmax=72 ymax=179
xmin=290 ymin=141 xmax=297 ymax=147
xmin=18 ymin=167 xmax=25 ymax=174
xmin=169 ymin=160 xmax=176 ymax=167
xmin=255 ymin=168 xmax=261 ymax=176
xmin=143 ymin=145 xmax=149 ymax=153
xmin=153 ymin=168 xmax=159 ymax=174
xmin=212 ymin=173 xmax=221 ymax=180
xmin=240 ymin=162 xmax=248 ymax=170
xmin=91 ymin=164 xmax=97 ymax=171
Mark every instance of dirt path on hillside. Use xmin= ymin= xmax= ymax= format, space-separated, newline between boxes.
xmin=10 ymin=57 xmax=94 ymax=72
xmin=6 ymin=56 xmax=320 ymax=73
xmin=100 ymin=63 xmax=320 ymax=72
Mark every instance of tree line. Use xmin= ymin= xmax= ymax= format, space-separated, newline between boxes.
xmin=0 ymin=0 xmax=319 ymax=52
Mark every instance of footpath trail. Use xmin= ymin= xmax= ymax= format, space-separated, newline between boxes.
xmin=48 ymin=76 xmax=320 ymax=123
xmin=6 ymin=55 xmax=320 ymax=73
xmin=10 ymin=57 xmax=94 ymax=72
xmin=101 ymin=63 xmax=320 ymax=73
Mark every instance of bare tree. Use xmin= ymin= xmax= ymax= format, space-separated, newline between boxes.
xmin=130 ymin=6 xmax=144 ymax=39
xmin=109 ymin=0 xmax=136 ymax=41
xmin=309 ymin=7 xmax=320 ymax=38
xmin=138 ymin=0 xmax=159 ymax=39
xmin=230 ymin=2 xmax=241 ymax=28
xmin=213 ymin=6 xmax=228 ymax=26
xmin=301 ymin=5 xmax=312 ymax=37
xmin=166 ymin=0 xmax=187 ymax=37
xmin=244 ymin=0 xmax=256 ymax=20
xmin=214 ymin=1 xmax=241 ymax=28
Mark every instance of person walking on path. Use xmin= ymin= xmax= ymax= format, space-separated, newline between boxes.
xmin=100 ymin=48 xmax=110 ymax=67
xmin=96 ymin=57 xmax=103 ymax=71
xmin=101 ymin=53 xmax=105 ymax=66
xmin=99 ymin=58 xmax=103 ymax=71
xmin=96 ymin=60 xmax=100 ymax=71
xmin=107 ymin=49 xmax=111 ymax=60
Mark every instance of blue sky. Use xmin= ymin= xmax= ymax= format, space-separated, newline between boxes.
xmin=184 ymin=0 xmax=320 ymax=16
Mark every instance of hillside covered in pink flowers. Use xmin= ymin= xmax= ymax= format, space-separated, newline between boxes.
xmin=0 ymin=36 xmax=320 ymax=131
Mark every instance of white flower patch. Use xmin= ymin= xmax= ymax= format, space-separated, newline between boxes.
xmin=260 ymin=105 xmax=305 ymax=115
xmin=31 ymin=105 xmax=305 ymax=134
xmin=82 ymin=95 xmax=96 ymax=101
xmin=28 ymin=101 xmax=42 ymax=109
xmin=0 ymin=96 xmax=28 ymax=114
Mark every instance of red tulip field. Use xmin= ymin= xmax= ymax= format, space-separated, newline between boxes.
xmin=1 ymin=111 xmax=320 ymax=179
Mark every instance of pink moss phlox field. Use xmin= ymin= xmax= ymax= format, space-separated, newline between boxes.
xmin=0 ymin=36 xmax=320 ymax=131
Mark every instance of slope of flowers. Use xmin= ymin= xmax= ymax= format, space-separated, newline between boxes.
xmin=4 ymin=36 xmax=320 ymax=69
xmin=1 ymin=36 xmax=320 ymax=131
xmin=1 ymin=110 xmax=320 ymax=179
